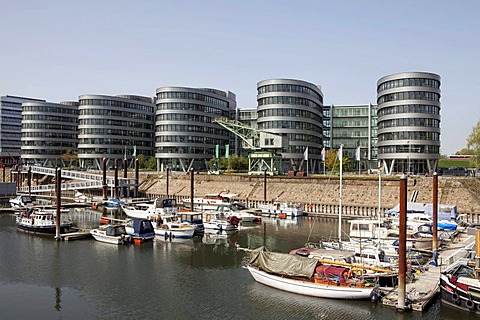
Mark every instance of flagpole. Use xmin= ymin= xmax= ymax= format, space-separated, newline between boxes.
xmin=339 ymin=144 xmax=343 ymax=244
xmin=378 ymin=167 xmax=382 ymax=239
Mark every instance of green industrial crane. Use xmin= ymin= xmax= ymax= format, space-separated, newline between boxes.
xmin=213 ymin=118 xmax=287 ymax=175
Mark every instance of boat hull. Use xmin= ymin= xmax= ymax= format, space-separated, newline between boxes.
xmin=16 ymin=223 xmax=72 ymax=235
xmin=440 ymin=274 xmax=480 ymax=314
xmin=247 ymin=265 xmax=374 ymax=300
xmin=154 ymin=227 xmax=195 ymax=240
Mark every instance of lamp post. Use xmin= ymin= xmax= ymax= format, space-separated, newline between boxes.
xmin=407 ymin=140 xmax=411 ymax=175
xmin=262 ymin=165 xmax=267 ymax=203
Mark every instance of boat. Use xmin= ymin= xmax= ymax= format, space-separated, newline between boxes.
xmin=386 ymin=202 xmax=458 ymax=221
xmin=348 ymin=218 xmax=441 ymax=251
xmin=9 ymin=195 xmax=34 ymax=208
xmin=121 ymin=198 xmax=177 ymax=219
xmin=16 ymin=207 xmax=73 ymax=235
xmin=90 ymin=224 xmax=131 ymax=244
xmin=214 ymin=203 xmax=262 ymax=223
xmin=203 ymin=210 xmax=239 ymax=233
xmin=258 ymin=201 xmax=304 ymax=218
xmin=74 ymin=191 xmax=91 ymax=203
xmin=440 ymin=258 xmax=480 ymax=314
xmin=124 ymin=218 xmax=155 ymax=243
xmin=182 ymin=191 xmax=239 ymax=211
xmin=178 ymin=211 xmax=205 ymax=236
xmin=246 ymin=246 xmax=376 ymax=300
xmin=151 ymin=214 xmax=196 ymax=240
xmin=104 ymin=198 xmax=124 ymax=208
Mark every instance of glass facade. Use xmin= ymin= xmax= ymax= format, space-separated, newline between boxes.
xmin=257 ymin=79 xmax=323 ymax=173
xmin=377 ymin=72 xmax=441 ymax=174
xmin=323 ymin=104 xmax=378 ymax=171
xmin=78 ymin=95 xmax=155 ymax=170
xmin=155 ymin=87 xmax=236 ymax=172
xmin=0 ymin=95 xmax=46 ymax=166
xmin=21 ymin=101 xmax=79 ymax=167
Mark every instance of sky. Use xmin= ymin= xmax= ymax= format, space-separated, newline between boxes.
xmin=1 ymin=0 xmax=479 ymax=155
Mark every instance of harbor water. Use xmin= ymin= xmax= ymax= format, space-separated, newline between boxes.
xmin=0 ymin=209 xmax=472 ymax=320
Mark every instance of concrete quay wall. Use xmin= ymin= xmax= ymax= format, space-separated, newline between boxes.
xmin=138 ymin=173 xmax=480 ymax=221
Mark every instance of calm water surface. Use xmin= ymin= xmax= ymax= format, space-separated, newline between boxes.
xmin=0 ymin=210 xmax=471 ymax=319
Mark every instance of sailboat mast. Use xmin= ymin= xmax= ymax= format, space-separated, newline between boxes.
xmin=338 ymin=144 xmax=343 ymax=243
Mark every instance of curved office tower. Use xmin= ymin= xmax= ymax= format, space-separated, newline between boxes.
xmin=256 ymin=79 xmax=323 ymax=173
xmin=377 ymin=72 xmax=441 ymax=174
xmin=155 ymin=87 xmax=236 ymax=172
xmin=21 ymin=101 xmax=79 ymax=167
xmin=78 ymin=95 xmax=155 ymax=170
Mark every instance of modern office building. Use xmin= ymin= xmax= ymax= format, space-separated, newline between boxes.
xmin=236 ymin=108 xmax=258 ymax=158
xmin=256 ymin=79 xmax=324 ymax=173
xmin=323 ymin=104 xmax=378 ymax=171
xmin=77 ymin=95 xmax=155 ymax=170
xmin=21 ymin=101 xmax=79 ymax=167
xmin=0 ymin=95 xmax=46 ymax=167
xmin=376 ymin=72 xmax=441 ymax=174
xmin=154 ymin=87 xmax=236 ymax=172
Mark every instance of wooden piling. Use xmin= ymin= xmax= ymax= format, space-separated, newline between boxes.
xmin=397 ymin=175 xmax=407 ymax=310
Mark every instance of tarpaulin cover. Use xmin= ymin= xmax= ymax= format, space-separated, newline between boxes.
xmin=249 ymin=246 xmax=317 ymax=278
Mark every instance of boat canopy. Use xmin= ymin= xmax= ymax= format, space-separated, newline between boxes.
xmin=387 ymin=202 xmax=457 ymax=220
xmin=249 ymin=246 xmax=317 ymax=278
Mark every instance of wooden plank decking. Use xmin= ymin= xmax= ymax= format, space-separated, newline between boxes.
xmin=382 ymin=231 xmax=475 ymax=311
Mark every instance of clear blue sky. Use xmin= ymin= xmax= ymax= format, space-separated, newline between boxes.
xmin=1 ymin=0 xmax=479 ymax=155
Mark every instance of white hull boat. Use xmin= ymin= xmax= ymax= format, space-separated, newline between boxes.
xmin=90 ymin=225 xmax=131 ymax=244
xmin=152 ymin=215 xmax=196 ymax=240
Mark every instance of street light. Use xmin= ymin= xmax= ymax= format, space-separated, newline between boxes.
xmin=407 ymin=141 xmax=411 ymax=175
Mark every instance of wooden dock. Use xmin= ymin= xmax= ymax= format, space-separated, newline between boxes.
xmin=59 ymin=231 xmax=92 ymax=241
xmin=381 ymin=231 xmax=475 ymax=311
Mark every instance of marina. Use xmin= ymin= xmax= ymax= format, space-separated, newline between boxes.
xmin=0 ymin=165 xmax=479 ymax=319
xmin=0 ymin=210 xmax=475 ymax=319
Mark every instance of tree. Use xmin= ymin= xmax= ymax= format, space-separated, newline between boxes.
xmin=467 ymin=120 xmax=480 ymax=168
xmin=324 ymin=149 xmax=351 ymax=172
xmin=455 ymin=148 xmax=475 ymax=155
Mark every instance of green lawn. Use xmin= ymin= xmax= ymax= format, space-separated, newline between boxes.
xmin=438 ymin=159 xmax=471 ymax=168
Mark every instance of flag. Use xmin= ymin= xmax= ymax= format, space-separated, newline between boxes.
xmin=303 ymin=147 xmax=308 ymax=161
xmin=225 ymin=144 xmax=229 ymax=159
xmin=215 ymin=144 xmax=219 ymax=158
xmin=321 ymin=147 xmax=325 ymax=161
xmin=124 ymin=146 xmax=127 ymax=160
xmin=355 ymin=146 xmax=361 ymax=161
xmin=132 ymin=145 xmax=137 ymax=158
xmin=337 ymin=145 xmax=343 ymax=161
xmin=378 ymin=163 xmax=384 ymax=172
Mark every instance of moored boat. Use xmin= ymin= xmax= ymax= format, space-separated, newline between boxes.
xmin=440 ymin=258 xmax=480 ymax=314
xmin=16 ymin=208 xmax=73 ymax=235
xmin=246 ymin=246 xmax=376 ymax=300
xmin=151 ymin=214 xmax=196 ymax=240
xmin=203 ymin=210 xmax=239 ymax=232
xmin=182 ymin=191 xmax=239 ymax=211
xmin=258 ymin=201 xmax=304 ymax=218
xmin=9 ymin=195 xmax=34 ymax=208
xmin=124 ymin=218 xmax=155 ymax=243
xmin=178 ymin=211 xmax=205 ymax=236
xmin=90 ymin=224 xmax=131 ymax=244
xmin=121 ymin=198 xmax=177 ymax=219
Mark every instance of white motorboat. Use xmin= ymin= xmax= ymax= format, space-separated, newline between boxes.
xmin=121 ymin=198 xmax=177 ymax=219
xmin=9 ymin=195 xmax=34 ymax=208
xmin=74 ymin=191 xmax=91 ymax=203
xmin=214 ymin=204 xmax=262 ymax=223
xmin=258 ymin=201 xmax=304 ymax=218
xmin=182 ymin=191 xmax=239 ymax=211
xmin=246 ymin=247 xmax=375 ymax=300
xmin=90 ymin=225 xmax=131 ymax=244
xmin=151 ymin=214 xmax=196 ymax=240
xmin=203 ymin=210 xmax=239 ymax=232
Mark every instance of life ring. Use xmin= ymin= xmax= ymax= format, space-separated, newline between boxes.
xmin=465 ymin=299 xmax=475 ymax=310
xmin=308 ymin=203 xmax=313 ymax=211
xmin=451 ymin=292 xmax=460 ymax=303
